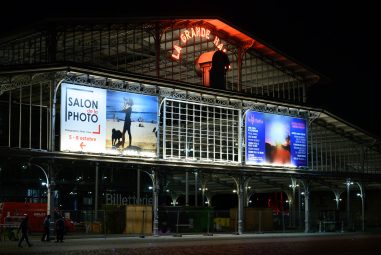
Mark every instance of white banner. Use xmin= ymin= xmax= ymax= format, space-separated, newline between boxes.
xmin=60 ymin=83 xmax=106 ymax=153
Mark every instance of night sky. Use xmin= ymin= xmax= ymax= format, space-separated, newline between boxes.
xmin=1 ymin=1 xmax=380 ymax=138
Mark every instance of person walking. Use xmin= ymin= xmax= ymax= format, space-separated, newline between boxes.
xmin=17 ymin=214 xmax=32 ymax=248
xmin=55 ymin=215 xmax=65 ymax=243
xmin=41 ymin=215 xmax=51 ymax=242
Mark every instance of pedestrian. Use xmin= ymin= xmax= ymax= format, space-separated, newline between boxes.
xmin=17 ymin=214 xmax=32 ymax=248
xmin=55 ymin=215 xmax=65 ymax=243
xmin=41 ymin=214 xmax=51 ymax=242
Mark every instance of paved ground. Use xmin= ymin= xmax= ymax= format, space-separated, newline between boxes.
xmin=1 ymin=232 xmax=380 ymax=255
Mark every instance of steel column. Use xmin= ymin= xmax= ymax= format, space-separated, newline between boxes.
xmin=95 ymin=162 xmax=99 ymax=220
xmin=302 ymin=180 xmax=311 ymax=233
xmin=237 ymin=177 xmax=244 ymax=235
xmin=152 ymin=170 xmax=159 ymax=236
xmin=194 ymin=171 xmax=198 ymax=207
xmin=346 ymin=178 xmax=351 ymax=230
xmin=185 ymin=171 xmax=189 ymax=206
xmin=137 ymin=169 xmax=141 ymax=204
xmin=356 ymin=182 xmax=365 ymax=232
xmin=233 ymin=175 xmax=247 ymax=235
xmin=298 ymin=185 xmax=302 ymax=229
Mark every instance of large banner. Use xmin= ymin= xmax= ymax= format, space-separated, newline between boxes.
xmin=60 ymin=83 xmax=158 ymax=157
xmin=245 ymin=110 xmax=307 ymax=167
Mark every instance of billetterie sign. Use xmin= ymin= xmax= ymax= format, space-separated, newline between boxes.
xmin=105 ymin=193 xmax=153 ymax=206
xmin=60 ymin=83 xmax=158 ymax=156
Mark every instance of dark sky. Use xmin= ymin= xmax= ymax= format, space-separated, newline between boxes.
xmin=1 ymin=1 xmax=380 ymax=138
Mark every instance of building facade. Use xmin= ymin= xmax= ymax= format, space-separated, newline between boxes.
xmin=1 ymin=18 xmax=381 ymax=235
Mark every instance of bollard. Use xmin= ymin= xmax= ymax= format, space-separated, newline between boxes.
xmin=341 ymin=220 xmax=344 ymax=233
xmin=282 ymin=211 xmax=285 ymax=233
xmin=140 ymin=209 xmax=145 ymax=238
xmin=203 ymin=210 xmax=213 ymax=236
xmin=319 ymin=221 xmax=322 ymax=233
xmin=258 ymin=210 xmax=262 ymax=234
xmin=103 ymin=210 xmax=107 ymax=239
xmin=173 ymin=210 xmax=182 ymax=237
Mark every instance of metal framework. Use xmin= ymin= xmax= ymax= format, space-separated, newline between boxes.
xmin=0 ymin=71 xmax=380 ymax=175
xmin=162 ymin=98 xmax=241 ymax=163
xmin=0 ymin=18 xmax=380 ymax=234
xmin=0 ymin=19 xmax=309 ymax=103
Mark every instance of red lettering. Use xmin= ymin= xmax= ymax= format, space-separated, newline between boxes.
xmin=214 ymin=36 xmax=220 ymax=46
xmin=173 ymin=27 xmax=225 ymax=60
xmin=184 ymin=30 xmax=191 ymax=40
xmin=205 ymin=29 xmax=210 ymax=39
xmin=180 ymin=34 xmax=186 ymax=43
xmin=191 ymin=28 xmax=196 ymax=38
xmin=195 ymin=27 xmax=200 ymax=37
xmin=201 ymin=28 xmax=206 ymax=37
xmin=172 ymin=45 xmax=182 ymax=60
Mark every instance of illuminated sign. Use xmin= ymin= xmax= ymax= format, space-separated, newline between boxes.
xmin=60 ymin=83 xmax=158 ymax=157
xmin=60 ymin=83 xmax=106 ymax=153
xmin=172 ymin=26 xmax=226 ymax=60
xmin=180 ymin=27 xmax=211 ymax=43
xmin=105 ymin=193 xmax=153 ymax=206
xmin=245 ymin=110 xmax=307 ymax=167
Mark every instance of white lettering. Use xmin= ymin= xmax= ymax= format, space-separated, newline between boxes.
xmin=104 ymin=193 xmax=153 ymax=206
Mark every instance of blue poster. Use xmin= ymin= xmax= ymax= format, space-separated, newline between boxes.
xmin=245 ymin=110 xmax=307 ymax=168
xmin=106 ymin=90 xmax=158 ymax=156
xmin=245 ymin=111 xmax=265 ymax=164
xmin=290 ymin=118 xmax=307 ymax=167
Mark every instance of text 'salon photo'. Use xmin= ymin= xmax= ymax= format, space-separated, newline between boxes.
xmin=60 ymin=83 xmax=158 ymax=157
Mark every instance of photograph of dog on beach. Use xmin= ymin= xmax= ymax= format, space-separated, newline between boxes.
xmin=106 ymin=90 xmax=158 ymax=156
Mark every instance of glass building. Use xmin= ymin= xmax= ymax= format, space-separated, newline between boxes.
xmin=1 ymin=17 xmax=380 ymax=235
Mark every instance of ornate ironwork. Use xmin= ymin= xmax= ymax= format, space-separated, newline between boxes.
xmin=216 ymin=97 xmax=229 ymax=106
xmin=201 ymin=96 xmax=215 ymax=105
xmin=265 ymin=104 xmax=277 ymax=113
xmin=141 ymin=84 xmax=157 ymax=95
xmin=229 ymin=99 xmax=242 ymax=108
xmin=172 ymin=90 xmax=186 ymax=100
xmin=126 ymin=82 xmax=141 ymax=93
xmin=159 ymin=87 xmax=174 ymax=98
xmin=308 ymin=111 xmax=321 ymax=126
xmin=187 ymin=92 xmax=202 ymax=103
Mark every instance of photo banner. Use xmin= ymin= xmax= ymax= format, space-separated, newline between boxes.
xmin=245 ymin=110 xmax=307 ymax=167
xmin=60 ymin=83 xmax=106 ymax=153
xmin=60 ymin=83 xmax=158 ymax=157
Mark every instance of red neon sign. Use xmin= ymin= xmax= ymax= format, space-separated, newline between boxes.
xmin=172 ymin=26 xmax=226 ymax=60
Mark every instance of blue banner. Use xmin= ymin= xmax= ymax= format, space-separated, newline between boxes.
xmin=245 ymin=111 xmax=265 ymax=164
xmin=245 ymin=110 xmax=307 ymax=168
xmin=290 ymin=118 xmax=307 ymax=167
